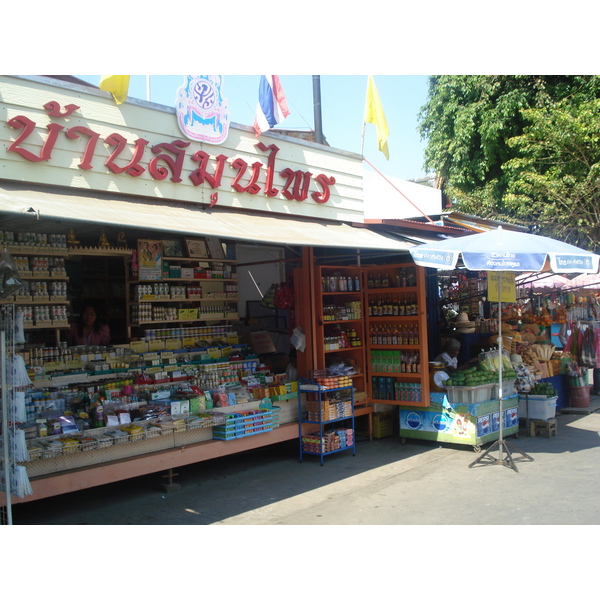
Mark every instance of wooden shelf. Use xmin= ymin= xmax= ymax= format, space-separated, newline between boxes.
xmin=162 ymin=257 xmax=237 ymax=264
xmin=364 ymin=262 xmax=430 ymax=407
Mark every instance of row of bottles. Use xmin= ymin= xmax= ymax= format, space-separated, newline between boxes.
xmin=367 ymin=267 xmax=416 ymax=289
xmin=17 ymin=305 xmax=68 ymax=325
xmin=368 ymin=293 xmax=418 ymax=316
xmin=324 ymin=328 xmax=362 ymax=351
xmin=369 ymin=324 xmax=420 ymax=346
xmin=323 ymin=301 xmax=362 ymax=321
xmin=322 ymin=274 xmax=361 ymax=293
xmin=370 ymin=349 xmax=421 ymax=373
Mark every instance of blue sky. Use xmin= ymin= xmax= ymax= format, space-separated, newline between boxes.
xmin=75 ymin=75 xmax=431 ymax=182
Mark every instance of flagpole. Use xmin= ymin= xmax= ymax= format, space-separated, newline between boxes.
xmin=312 ymin=76 xmax=324 ymax=144
xmin=360 ymin=76 xmax=369 ymax=155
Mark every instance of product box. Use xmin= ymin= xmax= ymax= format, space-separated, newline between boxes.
xmin=169 ymin=266 xmax=182 ymax=278
xmin=181 ymin=267 xmax=194 ymax=279
xmin=178 ymin=308 xmax=190 ymax=320
xmin=151 ymin=389 xmax=171 ymax=401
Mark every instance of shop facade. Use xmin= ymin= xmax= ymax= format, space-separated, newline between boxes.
xmin=1 ymin=75 xmax=435 ymax=507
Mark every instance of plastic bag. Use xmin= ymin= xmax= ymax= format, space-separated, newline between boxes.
xmin=0 ymin=248 xmax=25 ymax=298
xmin=290 ymin=327 xmax=306 ymax=352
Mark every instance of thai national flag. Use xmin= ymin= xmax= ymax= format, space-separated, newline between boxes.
xmin=253 ymin=75 xmax=291 ymax=136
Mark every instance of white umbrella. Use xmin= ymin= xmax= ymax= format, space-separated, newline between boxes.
xmin=410 ymin=226 xmax=600 ymax=472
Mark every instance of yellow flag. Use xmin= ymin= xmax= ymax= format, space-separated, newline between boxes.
xmin=99 ymin=75 xmax=130 ymax=104
xmin=364 ymin=75 xmax=389 ymax=159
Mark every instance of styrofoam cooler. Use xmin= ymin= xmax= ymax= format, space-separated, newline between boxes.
xmin=518 ymin=395 xmax=557 ymax=420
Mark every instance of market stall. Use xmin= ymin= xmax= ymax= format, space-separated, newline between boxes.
xmin=1 ymin=75 xmax=424 ymax=511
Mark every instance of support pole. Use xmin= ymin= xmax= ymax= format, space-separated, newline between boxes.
xmin=469 ymin=272 xmax=534 ymax=472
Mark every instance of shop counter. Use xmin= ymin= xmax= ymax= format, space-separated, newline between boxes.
xmin=399 ymin=393 xmax=519 ymax=452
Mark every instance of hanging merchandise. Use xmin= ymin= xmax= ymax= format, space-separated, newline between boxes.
xmin=564 ymin=326 xmax=582 ymax=364
xmin=259 ymin=283 xmax=278 ymax=310
xmin=0 ymin=248 xmax=25 ymax=298
xmin=274 ymin=277 xmax=294 ymax=310
xmin=580 ymin=326 xmax=596 ymax=368
xmin=290 ymin=327 xmax=306 ymax=352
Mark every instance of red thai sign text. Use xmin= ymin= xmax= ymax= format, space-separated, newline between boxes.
xmin=6 ymin=101 xmax=336 ymax=205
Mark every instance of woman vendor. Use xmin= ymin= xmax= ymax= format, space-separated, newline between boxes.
xmin=67 ymin=302 xmax=111 ymax=346
xmin=434 ymin=338 xmax=478 ymax=374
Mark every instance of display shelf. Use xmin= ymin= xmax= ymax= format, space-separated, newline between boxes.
xmin=363 ymin=262 xmax=430 ymax=407
xmin=298 ymin=378 xmax=355 ymax=465
xmin=313 ymin=265 xmax=366 ymax=394
xmin=162 ymin=256 xmax=236 ymax=263
xmin=126 ymin=241 xmax=239 ymax=338
xmin=0 ymin=298 xmax=68 ymax=305
xmin=130 ymin=317 xmax=239 ymax=325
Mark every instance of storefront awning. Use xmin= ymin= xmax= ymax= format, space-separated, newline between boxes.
xmin=0 ymin=181 xmax=416 ymax=252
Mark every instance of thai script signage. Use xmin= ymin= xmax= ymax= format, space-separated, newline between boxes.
xmin=0 ymin=76 xmax=364 ymax=222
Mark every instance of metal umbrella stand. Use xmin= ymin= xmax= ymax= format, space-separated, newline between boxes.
xmin=468 ymin=272 xmax=533 ymax=472
xmin=409 ymin=226 xmax=600 ymax=472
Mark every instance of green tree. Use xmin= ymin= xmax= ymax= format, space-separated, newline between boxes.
xmin=504 ymin=98 xmax=600 ymax=251
xmin=418 ymin=76 xmax=600 ymax=239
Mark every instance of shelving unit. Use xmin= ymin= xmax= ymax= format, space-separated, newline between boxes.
xmin=313 ymin=265 xmax=367 ymax=400
xmin=126 ymin=251 xmax=238 ymax=338
xmin=363 ymin=262 xmax=430 ymax=406
xmin=298 ymin=378 xmax=355 ymax=465
xmin=1 ymin=245 xmax=71 ymax=345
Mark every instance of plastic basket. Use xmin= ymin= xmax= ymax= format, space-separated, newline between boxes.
xmin=445 ymin=383 xmax=494 ymax=404
xmin=271 ymin=406 xmax=281 ymax=428
xmin=212 ymin=409 xmax=273 ymax=440
xmin=372 ymin=411 xmax=394 ymax=439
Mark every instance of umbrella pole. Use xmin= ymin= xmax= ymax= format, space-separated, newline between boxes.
xmin=469 ymin=272 xmax=534 ymax=472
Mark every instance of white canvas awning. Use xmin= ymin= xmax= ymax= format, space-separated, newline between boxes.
xmin=0 ymin=181 xmax=416 ymax=252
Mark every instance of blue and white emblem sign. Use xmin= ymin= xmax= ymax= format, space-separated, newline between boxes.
xmin=175 ymin=75 xmax=231 ymax=144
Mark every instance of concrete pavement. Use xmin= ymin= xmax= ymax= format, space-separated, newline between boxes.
xmin=11 ymin=399 xmax=600 ymax=526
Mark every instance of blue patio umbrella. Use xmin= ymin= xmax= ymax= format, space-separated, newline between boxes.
xmin=410 ymin=226 xmax=600 ymax=471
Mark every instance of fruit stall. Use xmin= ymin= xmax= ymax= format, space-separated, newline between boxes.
xmin=400 ymin=350 xmax=520 ymax=451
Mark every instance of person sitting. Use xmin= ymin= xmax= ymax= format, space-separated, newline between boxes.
xmin=434 ymin=338 xmax=477 ymax=374
xmin=67 ymin=303 xmax=111 ymax=346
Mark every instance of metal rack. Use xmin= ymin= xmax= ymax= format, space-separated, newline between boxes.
xmin=1 ymin=304 xmax=15 ymax=524
xmin=298 ymin=378 xmax=355 ymax=465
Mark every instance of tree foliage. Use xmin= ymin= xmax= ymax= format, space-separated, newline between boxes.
xmin=418 ymin=75 xmax=600 ymax=249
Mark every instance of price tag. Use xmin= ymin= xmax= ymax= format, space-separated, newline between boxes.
xmin=130 ymin=341 xmax=147 ymax=353
xmin=65 ymin=359 xmax=83 ymax=370
xmin=208 ymin=347 xmax=221 ymax=360
xmin=44 ymin=361 xmax=64 ymax=372
xmin=165 ymin=339 xmax=182 ymax=350
xmin=148 ymin=340 xmax=164 ymax=352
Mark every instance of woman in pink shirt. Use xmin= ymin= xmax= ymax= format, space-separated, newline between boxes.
xmin=67 ymin=303 xmax=111 ymax=346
